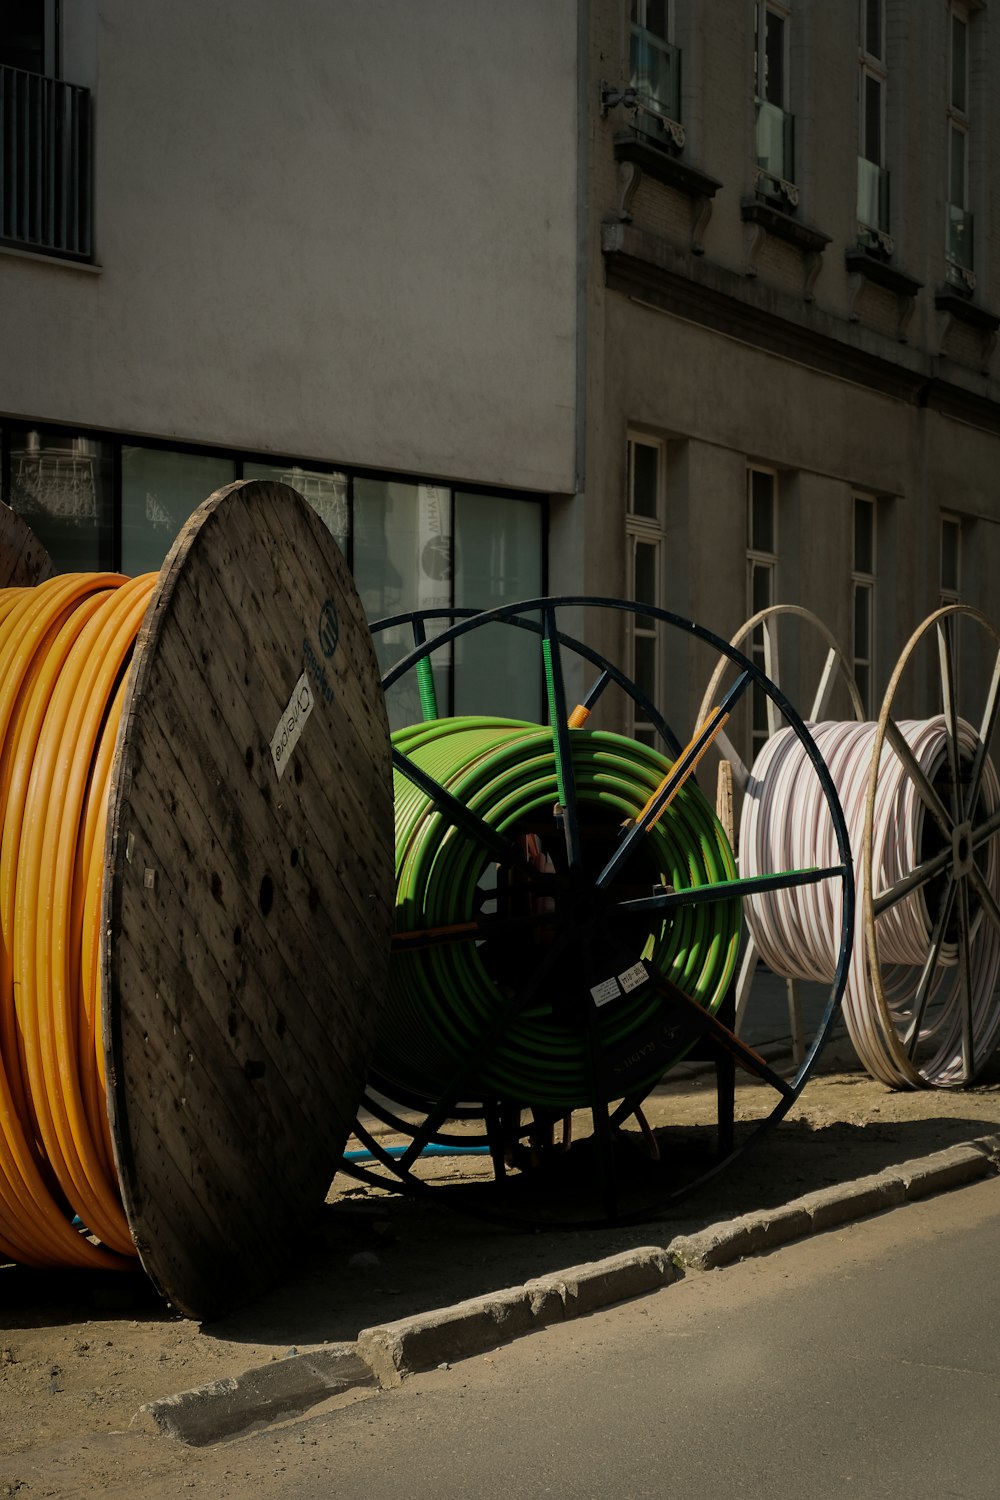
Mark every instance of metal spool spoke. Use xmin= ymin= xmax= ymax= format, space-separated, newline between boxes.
xmin=937 ymin=620 xmax=963 ymax=823
xmin=391 ymin=908 xmax=559 ymax=954
xmin=965 ymin=648 xmax=1000 ymax=819
xmin=873 ymin=844 xmax=954 ymax=918
xmin=903 ymin=874 xmax=956 ymax=1056
xmin=956 ymin=876 xmax=976 ymax=1078
xmin=614 ymin=864 xmax=844 ymax=918
xmin=809 ymin=645 xmax=845 ymax=721
xmin=884 ymin=717 xmax=954 ymax=841
xmin=583 ymin=1004 xmax=619 ymax=1219
xmin=570 ymin=668 xmax=613 ymax=727
xmin=390 ymin=745 xmax=538 ymax=881
xmin=647 ymin=976 xmax=795 ymax=1099
xmin=968 ymin=861 xmax=1000 ymax=941
xmin=596 ymin=670 xmax=751 ymax=892
xmin=542 ymin=607 xmax=583 ymax=869
xmin=971 ymin=806 xmax=1000 ymax=856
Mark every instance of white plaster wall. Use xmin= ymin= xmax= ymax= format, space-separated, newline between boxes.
xmin=0 ymin=1 xmax=580 ymax=494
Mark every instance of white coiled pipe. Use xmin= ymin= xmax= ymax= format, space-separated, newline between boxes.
xmin=740 ymin=717 xmax=1000 ymax=1087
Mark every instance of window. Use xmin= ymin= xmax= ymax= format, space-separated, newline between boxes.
xmin=747 ymin=468 xmax=778 ymax=757
xmin=0 ymin=0 xmax=92 ymax=260
xmin=857 ymin=0 xmax=890 ymax=250
xmin=626 ymin=435 xmax=665 ymax=746
xmin=121 ymin=447 xmax=235 ymax=575
xmin=0 ymin=0 xmax=59 ymax=74
xmin=629 ymin=0 xmax=681 ymax=139
xmin=852 ymin=496 xmax=877 ymax=716
xmin=947 ymin=6 xmax=974 ymax=288
xmin=7 ymin=425 xmax=113 ymax=571
xmin=2 ymin=421 xmax=546 ymax=727
xmin=754 ymin=3 xmax=795 ymax=202
xmin=941 ymin=514 xmax=962 ymax=607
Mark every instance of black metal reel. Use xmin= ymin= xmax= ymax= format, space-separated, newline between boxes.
xmin=339 ymin=597 xmax=855 ymax=1228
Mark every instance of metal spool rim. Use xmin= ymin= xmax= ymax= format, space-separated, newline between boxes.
xmin=348 ymin=596 xmax=855 ymax=1228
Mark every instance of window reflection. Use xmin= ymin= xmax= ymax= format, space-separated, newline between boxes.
xmin=8 ymin=427 xmax=113 ymax=570
xmin=121 ymin=447 xmax=234 ymax=574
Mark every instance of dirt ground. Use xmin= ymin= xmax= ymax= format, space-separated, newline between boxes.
xmin=5 ymin=1032 xmax=1000 ymax=1483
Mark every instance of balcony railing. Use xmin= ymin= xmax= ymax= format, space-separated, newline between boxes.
xmin=0 ymin=65 xmax=92 ymax=261
xmin=755 ymin=99 xmax=794 ymax=195
xmin=629 ymin=27 xmax=681 ymax=135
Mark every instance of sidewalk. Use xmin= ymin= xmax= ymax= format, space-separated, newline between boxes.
xmin=6 ymin=1039 xmax=1000 ymax=1463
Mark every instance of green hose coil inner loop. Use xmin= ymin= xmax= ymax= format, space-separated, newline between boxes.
xmin=374 ymin=716 xmax=741 ymax=1112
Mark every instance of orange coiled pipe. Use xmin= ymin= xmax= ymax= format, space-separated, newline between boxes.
xmin=0 ymin=572 xmax=156 ymax=1268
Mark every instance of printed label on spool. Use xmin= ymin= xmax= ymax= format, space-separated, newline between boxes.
xmin=618 ymin=960 xmax=648 ymax=994
xmin=270 ymin=671 xmax=315 ymax=780
xmin=590 ymin=976 xmax=622 ymax=1008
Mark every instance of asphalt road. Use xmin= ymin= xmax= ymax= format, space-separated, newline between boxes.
xmin=29 ymin=1175 xmax=1000 ymax=1499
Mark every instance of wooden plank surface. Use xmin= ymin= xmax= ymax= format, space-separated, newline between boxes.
xmin=102 ymin=481 xmax=394 ymax=1319
xmin=0 ymin=504 xmax=54 ymax=587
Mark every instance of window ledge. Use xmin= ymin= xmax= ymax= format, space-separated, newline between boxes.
xmin=934 ymin=287 xmax=1000 ymax=334
xmin=0 ymin=242 xmax=101 ymax=273
xmin=844 ymin=247 xmax=921 ymax=300
xmin=613 ymin=132 xmax=721 ymax=201
xmin=740 ymin=197 xmax=830 ymax=256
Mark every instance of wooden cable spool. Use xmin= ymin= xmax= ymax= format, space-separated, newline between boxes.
xmin=3 ymin=480 xmax=394 ymax=1318
xmin=0 ymin=502 xmax=54 ymax=588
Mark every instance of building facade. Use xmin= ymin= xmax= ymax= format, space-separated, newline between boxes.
xmin=3 ymin=1 xmax=1000 ymax=745
xmin=582 ymin=0 xmax=1000 ymax=743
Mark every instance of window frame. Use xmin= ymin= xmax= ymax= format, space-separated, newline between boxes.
xmin=852 ymin=494 xmax=877 ymax=719
xmin=746 ymin=466 xmax=779 ymax=758
xmin=946 ymin=3 xmax=974 ymax=283
xmin=940 ymin=513 xmax=962 ymax=608
xmin=625 ymin=433 xmax=666 ymax=747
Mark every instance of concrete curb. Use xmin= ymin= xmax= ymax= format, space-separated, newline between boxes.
xmin=138 ymin=1133 xmax=1000 ymax=1444
xmin=358 ymin=1247 xmax=675 ymax=1387
xmin=134 ymin=1345 xmax=375 ymax=1446
xmin=668 ymin=1135 xmax=1000 ymax=1271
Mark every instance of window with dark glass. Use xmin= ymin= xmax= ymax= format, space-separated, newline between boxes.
xmin=629 ymin=0 xmax=681 ymax=137
xmin=754 ymin=4 xmax=794 ymax=197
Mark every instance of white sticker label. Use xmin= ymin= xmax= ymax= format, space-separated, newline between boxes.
xmin=618 ymin=961 xmax=648 ymax=994
xmin=590 ymin=977 xmax=622 ymax=1008
xmin=270 ymin=671 xmax=315 ymax=781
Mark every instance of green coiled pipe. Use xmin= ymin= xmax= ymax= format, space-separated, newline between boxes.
xmin=372 ymin=716 xmax=741 ymax=1113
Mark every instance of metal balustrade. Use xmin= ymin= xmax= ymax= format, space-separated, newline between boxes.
xmin=0 ymin=65 xmax=92 ymax=261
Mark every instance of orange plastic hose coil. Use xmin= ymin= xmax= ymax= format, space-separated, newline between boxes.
xmin=0 ymin=573 xmax=156 ymax=1269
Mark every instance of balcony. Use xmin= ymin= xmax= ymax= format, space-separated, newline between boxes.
xmin=946 ymin=203 xmax=975 ymax=293
xmin=857 ymin=157 xmax=891 ymax=253
xmin=629 ymin=27 xmax=682 ymax=144
xmin=0 ymin=64 xmax=92 ymax=261
xmin=754 ymin=99 xmax=795 ymax=206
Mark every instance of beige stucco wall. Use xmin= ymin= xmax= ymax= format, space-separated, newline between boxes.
xmin=0 ymin=1 xmax=580 ymax=495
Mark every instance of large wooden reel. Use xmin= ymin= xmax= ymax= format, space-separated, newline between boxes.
xmin=101 ymin=480 xmax=394 ymax=1317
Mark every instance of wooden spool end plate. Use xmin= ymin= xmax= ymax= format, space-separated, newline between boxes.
xmin=102 ymin=480 xmax=394 ymax=1321
xmin=0 ymin=502 xmax=54 ymax=587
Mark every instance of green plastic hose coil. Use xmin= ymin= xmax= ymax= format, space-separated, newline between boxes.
xmin=372 ymin=716 xmax=741 ymax=1112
